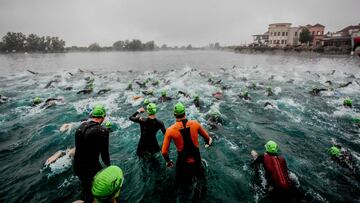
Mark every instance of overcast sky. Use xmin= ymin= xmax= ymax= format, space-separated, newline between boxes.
xmin=0 ymin=0 xmax=358 ymax=47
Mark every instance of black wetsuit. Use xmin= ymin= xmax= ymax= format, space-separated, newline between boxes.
xmin=331 ymin=144 xmax=358 ymax=175
xmin=158 ymin=96 xmax=172 ymax=102
xmin=74 ymin=121 xmax=110 ymax=203
xmin=129 ymin=111 xmax=166 ymax=156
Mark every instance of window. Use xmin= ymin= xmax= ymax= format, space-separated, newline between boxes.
xmin=274 ymin=32 xmax=276 ymax=36
xmin=295 ymin=32 xmax=298 ymax=36
xmin=270 ymin=32 xmax=273 ymax=36
xmin=286 ymin=32 xmax=288 ymax=36
xmin=312 ymin=31 xmax=315 ymax=35
xmin=284 ymin=40 xmax=287 ymax=44
xmin=321 ymin=31 xmax=323 ymax=35
xmin=270 ymin=40 xmax=272 ymax=44
xmin=281 ymin=40 xmax=284 ymax=44
xmin=278 ymin=32 xmax=280 ymax=36
xmin=317 ymin=31 xmax=320 ymax=35
xmin=282 ymin=32 xmax=285 ymax=36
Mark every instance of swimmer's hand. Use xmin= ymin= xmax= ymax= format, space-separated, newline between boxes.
xmin=137 ymin=107 xmax=145 ymax=113
xmin=251 ymin=150 xmax=258 ymax=160
xmin=166 ymin=160 xmax=174 ymax=168
xmin=205 ymin=137 xmax=213 ymax=148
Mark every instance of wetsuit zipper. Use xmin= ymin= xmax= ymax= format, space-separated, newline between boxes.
xmin=274 ymin=156 xmax=286 ymax=187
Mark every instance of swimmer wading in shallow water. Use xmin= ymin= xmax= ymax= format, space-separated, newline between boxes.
xmin=129 ymin=103 xmax=166 ymax=157
xmin=161 ymin=102 xmax=213 ymax=186
xmin=74 ymin=104 xmax=111 ymax=203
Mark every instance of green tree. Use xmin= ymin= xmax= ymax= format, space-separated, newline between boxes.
xmin=88 ymin=43 xmax=101 ymax=51
xmin=127 ymin=39 xmax=143 ymax=51
xmin=25 ymin=34 xmax=41 ymax=51
xmin=2 ymin=32 xmax=26 ymax=52
xmin=299 ymin=28 xmax=313 ymax=45
xmin=186 ymin=44 xmax=192 ymax=50
xmin=50 ymin=37 xmax=65 ymax=51
xmin=143 ymin=41 xmax=155 ymax=50
xmin=113 ymin=40 xmax=125 ymax=51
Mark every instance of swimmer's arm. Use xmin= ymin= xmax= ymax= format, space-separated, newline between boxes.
xmin=160 ymin=121 xmax=166 ymax=135
xmin=45 ymin=150 xmax=66 ymax=165
xmin=197 ymin=122 xmax=211 ymax=146
xmin=129 ymin=112 xmax=141 ymax=123
xmin=250 ymin=153 xmax=263 ymax=168
xmin=100 ymin=131 xmax=111 ymax=166
xmin=161 ymin=131 xmax=172 ymax=163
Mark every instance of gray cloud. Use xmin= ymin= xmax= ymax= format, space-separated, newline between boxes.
xmin=0 ymin=0 xmax=358 ymax=47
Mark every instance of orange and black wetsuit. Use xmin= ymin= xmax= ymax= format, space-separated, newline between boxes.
xmin=162 ymin=119 xmax=210 ymax=184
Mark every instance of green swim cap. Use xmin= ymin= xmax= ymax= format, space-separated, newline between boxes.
xmin=265 ymin=140 xmax=279 ymax=154
xmin=92 ymin=104 xmax=106 ymax=118
xmin=161 ymin=90 xmax=167 ymax=97
xmin=143 ymin=98 xmax=150 ymax=105
xmin=343 ymin=98 xmax=352 ymax=106
xmin=33 ymin=97 xmax=42 ymax=104
xmin=267 ymin=86 xmax=272 ymax=91
xmin=328 ymin=146 xmax=340 ymax=157
xmin=174 ymin=102 xmax=185 ymax=115
xmin=353 ymin=118 xmax=360 ymax=123
xmin=147 ymin=103 xmax=157 ymax=115
xmin=194 ymin=95 xmax=200 ymax=100
xmin=105 ymin=121 xmax=112 ymax=129
xmin=243 ymin=91 xmax=249 ymax=97
xmin=92 ymin=165 xmax=124 ymax=203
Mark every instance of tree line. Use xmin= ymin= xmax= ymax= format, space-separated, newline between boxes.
xmin=0 ymin=32 xmax=66 ymax=53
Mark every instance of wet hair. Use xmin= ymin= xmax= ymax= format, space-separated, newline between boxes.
xmin=175 ymin=113 xmax=185 ymax=119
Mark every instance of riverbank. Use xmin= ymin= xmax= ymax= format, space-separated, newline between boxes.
xmin=231 ymin=45 xmax=353 ymax=55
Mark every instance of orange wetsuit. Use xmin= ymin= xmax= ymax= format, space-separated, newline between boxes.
xmin=161 ymin=119 xmax=210 ymax=162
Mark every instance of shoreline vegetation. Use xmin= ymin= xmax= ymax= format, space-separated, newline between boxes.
xmin=0 ymin=31 xmax=353 ymax=55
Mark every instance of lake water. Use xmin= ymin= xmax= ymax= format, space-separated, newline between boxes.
xmin=0 ymin=50 xmax=360 ymax=202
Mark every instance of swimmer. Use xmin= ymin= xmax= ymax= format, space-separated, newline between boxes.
xmin=129 ymin=103 xmax=166 ymax=157
xmin=309 ymin=87 xmax=328 ymax=96
xmin=212 ymin=91 xmax=223 ymax=100
xmin=27 ymin=69 xmax=39 ymax=75
xmin=142 ymin=90 xmax=154 ymax=96
xmin=158 ymin=91 xmax=172 ymax=102
xmin=325 ymin=80 xmax=333 ymax=86
xmin=45 ymin=148 xmax=75 ymax=166
xmin=132 ymin=95 xmax=143 ymax=101
xmin=40 ymin=98 xmax=64 ymax=109
xmin=264 ymin=102 xmax=275 ymax=109
xmin=0 ymin=95 xmax=9 ymax=104
xmin=205 ymin=111 xmax=223 ymax=129
xmin=125 ymin=82 xmax=133 ymax=91
xmin=343 ymin=98 xmax=352 ymax=108
xmin=239 ymin=91 xmax=251 ymax=101
xmin=97 ymin=88 xmax=111 ymax=95
xmin=266 ymin=86 xmax=274 ymax=96
xmin=136 ymin=81 xmax=147 ymax=89
xmin=32 ymin=97 xmax=42 ymax=106
xmin=338 ymin=81 xmax=352 ymax=88
xmin=44 ymin=79 xmax=60 ymax=88
xmin=73 ymin=165 xmax=124 ymax=203
xmin=177 ymin=90 xmax=191 ymax=98
xmin=161 ymin=102 xmax=212 ymax=186
xmin=251 ymin=141 xmax=297 ymax=201
xmin=64 ymin=87 xmax=73 ymax=91
xmin=193 ymin=95 xmax=201 ymax=108
xmin=328 ymin=139 xmax=358 ymax=175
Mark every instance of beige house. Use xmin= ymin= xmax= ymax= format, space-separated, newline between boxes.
xmin=268 ymin=23 xmax=291 ymax=47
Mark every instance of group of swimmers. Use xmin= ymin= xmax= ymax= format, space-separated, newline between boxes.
xmin=43 ymin=95 xmax=359 ymax=203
